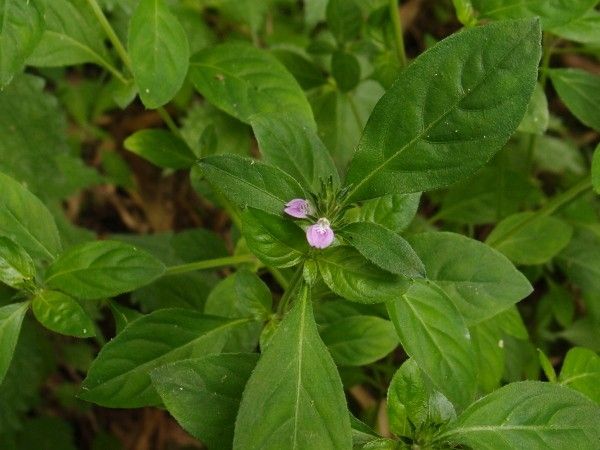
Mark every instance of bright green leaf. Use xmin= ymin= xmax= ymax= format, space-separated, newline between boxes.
xmin=32 ymin=290 xmax=95 ymax=338
xmin=552 ymin=10 xmax=600 ymax=45
xmin=124 ymin=129 xmax=196 ymax=169
xmin=559 ymin=347 xmax=600 ymax=404
xmin=517 ymin=83 xmax=549 ymax=135
xmin=0 ymin=236 xmax=35 ymax=289
xmin=351 ymin=193 xmax=421 ymax=232
xmin=550 ymin=69 xmax=600 ymax=132
xmin=592 ymin=144 xmax=600 ymax=194
xmin=0 ymin=301 xmax=28 ymax=383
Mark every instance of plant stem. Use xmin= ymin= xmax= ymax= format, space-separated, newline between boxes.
xmin=276 ymin=266 xmax=304 ymax=315
xmin=86 ymin=0 xmax=132 ymax=71
xmin=165 ymin=254 xmax=257 ymax=276
xmin=156 ymin=106 xmax=183 ymax=138
xmin=389 ymin=0 xmax=407 ymax=69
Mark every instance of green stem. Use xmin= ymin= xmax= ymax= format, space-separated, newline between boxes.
xmin=389 ymin=0 xmax=407 ymax=69
xmin=86 ymin=0 xmax=132 ymax=71
xmin=157 ymin=106 xmax=183 ymax=138
xmin=165 ymin=254 xmax=257 ymax=276
xmin=276 ymin=266 xmax=304 ymax=316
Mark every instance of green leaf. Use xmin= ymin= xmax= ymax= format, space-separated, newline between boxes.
xmin=331 ymin=51 xmax=361 ymax=93
xmin=109 ymin=301 xmax=143 ymax=334
xmin=124 ymin=129 xmax=196 ymax=169
xmin=344 ymin=19 xmax=541 ymax=202
xmin=559 ymin=347 xmax=600 ymax=404
xmin=250 ymin=113 xmax=339 ymax=192
xmin=189 ymin=42 xmax=314 ymax=126
xmin=437 ymin=381 xmax=600 ymax=449
xmin=0 ymin=236 xmax=35 ymax=289
xmin=550 ymin=69 xmax=600 ymax=132
xmin=387 ymin=280 xmax=476 ymax=408
xmin=557 ymin=226 xmax=600 ymax=301
xmin=320 ymin=315 xmax=398 ymax=366
xmin=233 ymin=284 xmax=352 ymax=450
xmin=196 ymin=155 xmax=306 ymax=216
xmin=241 ymin=208 xmax=308 ymax=269
xmin=45 ymin=240 xmax=166 ymax=300
xmin=538 ymin=348 xmax=557 ymax=382
xmin=351 ymin=193 xmax=421 ymax=232
xmin=552 ymin=10 xmax=600 ymax=45
xmin=470 ymin=313 xmax=507 ymax=393
xmin=26 ymin=0 xmax=112 ymax=69
xmin=0 ymin=302 xmax=28 ymax=383
xmin=0 ymin=0 xmax=45 ymax=87
xmin=272 ymin=49 xmax=327 ymax=90
xmin=517 ymin=83 xmax=549 ymax=135
xmin=593 ymin=144 xmax=600 ymax=194
xmin=80 ymin=309 xmax=246 ymax=407
xmin=128 ymin=0 xmax=190 ymax=108
xmin=486 ymin=212 xmax=573 ymax=265
xmin=152 ymin=353 xmax=259 ymax=450
xmin=32 ymin=290 xmax=95 ymax=338
xmin=471 ymin=0 xmax=597 ymax=30
xmin=408 ymin=232 xmax=532 ymax=324
xmin=0 ymin=171 xmax=61 ymax=261
xmin=326 ymin=0 xmax=362 ymax=43
xmin=317 ymin=246 xmax=411 ymax=304
xmin=340 ymin=222 xmax=425 ymax=279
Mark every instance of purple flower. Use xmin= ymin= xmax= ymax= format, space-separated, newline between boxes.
xmin=284 ymin=198 xmax=312 ymax=219
xmin=306 ymin=218 xmax=335 ymax=249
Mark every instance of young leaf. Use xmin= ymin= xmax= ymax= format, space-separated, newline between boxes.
xmin=593 ymin=144 xmax=600 ymax=194
xmin=352 ymin=193 xmax=421 ymax=233
xmin=331 ymin=51 xmax=361 ymax=92
xmin=387 ymin=280 xmax=477 ymax=408
xmin=196 ymin=155 xmax=306 ymax=216
xmin=189 ymin=43 xmax=314 ymax=126
xmin=128 ymin=0 xmax=190 ymax=108
xmin=250 ymin=113 xmax=339 ymax=192
xmin=124 ymin=129 xmax=196 ymax=169
xmin=44 ymin=240 xmax=166 ymax=299
xmin=241 ymin=208 xmax=308 ymax=268
xmin=471 ymin=0 xmax=597 ymax=30
xmin=0 ymin=236 xmax=35 ymax=289
xmin=538 ymin=348 xmax=557 ymax=382
xmin=486 ymin=212 xmax=573 ymax=265
xmin=0 ymin=172 xmax=62 ymax=261
xmin=0 ymin=301 xmax=29 ymax=383
xmin=408 ymin=232 xmax=532 ymax=325
xmin=152 ymin=353 xmax=259 ymax=450
xmin=344 ymin=19 xmax=541 ymax=202
xmin=317 ymin=246 xmax=412 ymax=304
xmin=437 ymin=381 xmax=600 ymax=449
xmin=320 ymin=315 xmax=398 ymax=366
xmin=233 ymin=284 xmax=352 ymax=449
xmin=80 ymin=309 xmax=247 ymax=407
xmin=340 ymin=222 xmax=425 ymax=279
xmin=326 ymin=0 xmax=362 ymax=43
xmin=550 ymin=69 xmax=600 ymax=132
xmin=559 ymin=347 xmax=600 ymax=404
xmin=0 ymin=0 xmax=45 ymax=87
xmin=32 ymin=290 xmax=95 ymax=338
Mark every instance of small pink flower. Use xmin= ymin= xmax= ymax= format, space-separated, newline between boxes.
xmin=284 ymin=198 xmax=312 ymax=219
xmin=306 ymin=218 xmax=335 ymax=249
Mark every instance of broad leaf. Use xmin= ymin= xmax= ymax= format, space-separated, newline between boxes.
xmin=340 ymin=222 xmax=425 ymax=278
xmin=486 ymin=212 xmax=573 ymax=265
xmin=387 ymin=280 xmax=476 ymax=408
xmin=272 ymin=49 xmax=327 ymax=90
xmin=0 ymin=171 xmax=61 ymax=261
xmin=326 ymin=0 xmax=361 ymax=43
xmin=320 ymin=315 xmax=398 ymax=366
xmin=517 ymin=83 xmax=549 ymax=135
xmin=557 ymin=226 xmax=600 ymax=301
xmin=0 ymin=0 xmax=45 ymax=87
xmin=233 ymin=284 xmax=352 ymax=449
xmin=45 ymin=240 xmax=166 ymax=299
xmin=559 ymin=347 xmax=600 ymax=404
xmin=0 ymin=301 xmax=28 ymax=383
xmin=196 ymin=155 xmax=306 ymax=216
xmin=317 ymin=246 xmax=411 ymax=304
xmin=251 ymin=113 xmax=339 ymax=191
xmin=437 ymin=381 xmax=600 ymax=449
xmin=189 ymin=42 xmax=314 ymax=125
xmin=593 ymin=144 xmax=600 ymax=194
xmin=550 ymin=69 xmax=600 ymax=132
xmin=552 ymin=10 xmax=600 ymax=45
xmin=32 ymin=290 xmax=95 ymax=338
xmin=241 ymin=208 xmax=308 ymax=268
xmin=408 ymin=232 xmax=532 ymax=324
xmin=80 ymin=309 xmax=246 ymax=407
xmin=152 ymin=353 xmax=259 ymax=450
xmin=124 ymin=129 xmax=196 ymax=169
xmin=0 ymin=236 xmax=35 ymax=289
xmin=128 ymin=0 xmax=190 ymax=108
xmin=351 ymin=193 xmax=421 ymax=233
xmin=331 ymin=51 xmax=360 ymax=92
xmin=344 ymin=19 xmax=541 ymax=202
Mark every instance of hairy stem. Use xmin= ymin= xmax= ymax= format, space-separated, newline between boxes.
xmin=389 ymin=0 xmax=407 ymax=69
xmin=165 ymin=254 xmax=257 ymax=276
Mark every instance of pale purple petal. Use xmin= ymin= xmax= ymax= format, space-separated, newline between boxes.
xmin=284 ymin=198 xmax=312 ymax=219
xmin=306 ymin=218 xmax=335 ymax=249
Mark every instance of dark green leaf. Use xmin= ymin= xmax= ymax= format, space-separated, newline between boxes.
xmin=593 ymin=144 xmax=600 ymax=194
xmin=233 ymin=284 xmax=352 ymax=449
xmin=351 ymin=193 xmax=420 ymax=233
xmin=0 ymin=302 xmax=28 ymax=383
xmin=32 ymin=290 xmax=95 ymax=338
xmin=557 ymin=226 xmax=600 ymax=301
xmin=326 ymin=0 xmax=362 ymax=43
xmin=387 ymin=280 xmax=476 ymax=408
xmin=128 ymin=0 xmax=190 ymax=108
xmin=0 ymin=236 xmax=35 ymax=289
xmin=559 ymin=347 xmax=600 ymax=404
xmin=344 ymin=19 xmax=541 ymax=202
xmin=331 ymin=51 xmax=361 ymax=92
xmin=80 ymin=309 xmax=247 ymax=407
xmin=45 ymin=240 xmax=166 ymax=299
xmin=550 ymin=69 xmax=600 ymax=132
xmin=272 ymin=49 xmax=327 ymax=90
xmin=124 ymin=129 xmax=196 ymax=169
